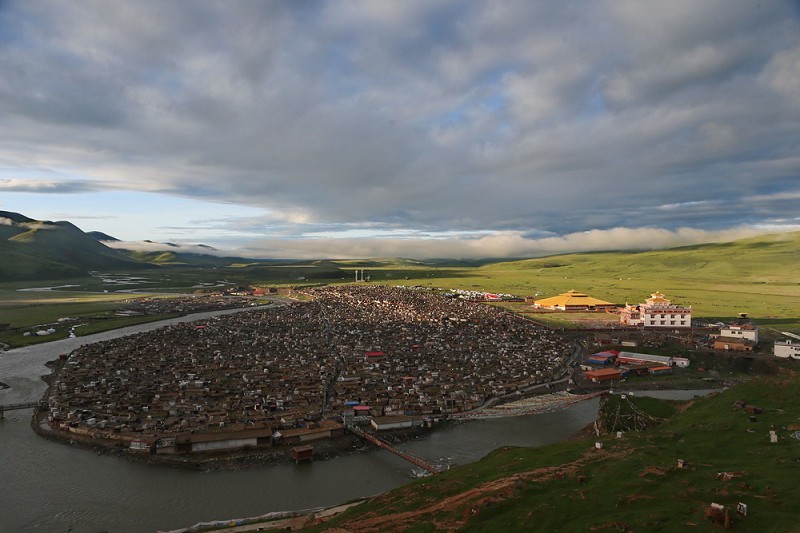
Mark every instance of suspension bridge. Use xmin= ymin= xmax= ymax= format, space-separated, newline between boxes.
xmin=347 ymin=425 xmax=440 ymax=474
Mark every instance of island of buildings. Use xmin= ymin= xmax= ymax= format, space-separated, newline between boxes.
xmin=42 ymin=285 xmax=573 ymax=458
xmin=36 ymin=283 xmax=797 ymax=461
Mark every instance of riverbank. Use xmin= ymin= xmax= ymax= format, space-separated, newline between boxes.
xmin=32 ymin=354 xmax=425 ymax=471
xmin=31 ymin=347 xmax=701 ymax=473
xmin=32 ymin=410 xmax=439 ymax=471
xmin=32 ymin=356 xmax=437 ymax=472
xmin=32 ymin=346 xmax=592 ymax=472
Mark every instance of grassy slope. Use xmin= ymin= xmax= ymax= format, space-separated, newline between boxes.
xmin=121 ymin=249 xmax=274 ymax=267
xmin=357 ymin=231 xmax=800 ymax=332
xmin=314 ymin=374 xmax=800 ymax=531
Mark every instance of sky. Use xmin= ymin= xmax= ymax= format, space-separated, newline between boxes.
xmin=1 ymin=1 xmax=799 ymax=259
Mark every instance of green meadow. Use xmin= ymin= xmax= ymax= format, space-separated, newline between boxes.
xmin=363 ymin=231 xmax=800 ymax=334
xmin=0 ymin=284 xmax=177 ymax=347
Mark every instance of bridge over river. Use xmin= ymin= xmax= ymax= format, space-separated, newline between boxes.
xmin=347 ymin=425 xmax=441 ymax=474
xmin=0 ymin=401 xmax=41 ymax=419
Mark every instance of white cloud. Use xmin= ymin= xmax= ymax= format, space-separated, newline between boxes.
xmin=0 ymin=179 xmax=100 ymax=193
xmin=103 ymin=240 xmax=224 ymax=256
xmin=232 ymin=225 xmax=791 ymax=260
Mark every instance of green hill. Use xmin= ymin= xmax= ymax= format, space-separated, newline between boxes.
xmin=368 ymin=231 xmax=800 ymax=325
xmin=484 ymin=232 xmax=800 ymax=285
xmin=120 ymin=248 xmax=277 ymax=268
xmin=0 ymin=211 xmax=153 ymax=281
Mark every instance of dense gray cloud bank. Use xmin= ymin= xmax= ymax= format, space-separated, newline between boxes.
xmin=1 ymin=1 xmax=798 ymax=257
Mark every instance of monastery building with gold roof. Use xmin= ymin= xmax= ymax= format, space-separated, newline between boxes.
xmin=620 ymin=292 xmax=692 ymax=328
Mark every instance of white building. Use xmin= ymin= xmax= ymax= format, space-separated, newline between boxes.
xmin=620 ymin=292 xmax=692 ymax=329
xmin=720 ymin=324 xmax=759 ymax=343
xmin=672 ymin=357 xmax=691 ymax=368
xmin=371 ymin=415 xmax=425 ymax=431
xmin=774 ymin=339 xmax=800 ymax=359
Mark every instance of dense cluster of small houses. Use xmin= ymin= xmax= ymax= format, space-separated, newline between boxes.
xmin=44 ymin=285 xmax=572 ymax=455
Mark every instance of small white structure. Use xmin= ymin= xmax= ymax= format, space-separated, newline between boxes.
xmin=616 ymin=351 xmax=689 ymax=368
xmin=672 ymin=357 xmax=691 ymax=368
xmin=719 ymin=323 xmax=759 ymax=343
xmin=774 ymin=339 xmax=800 ymax=359
xmin=370 ymin=415 xmax=424 ymax=431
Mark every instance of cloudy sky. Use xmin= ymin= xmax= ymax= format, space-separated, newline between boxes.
xmin=1 ymin=1 xmax=799 ymax=259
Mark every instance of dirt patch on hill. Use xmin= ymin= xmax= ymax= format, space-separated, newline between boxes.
xmin=313 ymin=446 xmax=631 ymax=532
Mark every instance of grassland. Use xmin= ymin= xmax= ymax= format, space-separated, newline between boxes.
xmin=0 ymin=284 xmax=181 ymax=347
xmin=342 ymin=232 xmax=800 ymax=336
xmin=309 ymin=374 xmax=800 ymax=531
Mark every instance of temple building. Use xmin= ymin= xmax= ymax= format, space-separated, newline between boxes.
xmin=531 ymin=290 xmax=616 ymax=311
xmin=620 ymin=291 xmax=692 ymax=328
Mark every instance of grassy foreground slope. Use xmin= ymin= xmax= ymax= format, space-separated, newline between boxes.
xmin=313 ymin=374 xmax=800 ymax=532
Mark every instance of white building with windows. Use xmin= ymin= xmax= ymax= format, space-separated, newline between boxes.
xmin=720 ymin=323 xmax=759 ymax=343
xmin=620 ymin=292 xmax=692 ymax=329
xmin=774 ymin=339 xmax=800 ymax=359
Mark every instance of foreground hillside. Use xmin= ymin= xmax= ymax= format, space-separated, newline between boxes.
xmin=311 ymin=373 xmax=800 ymax=531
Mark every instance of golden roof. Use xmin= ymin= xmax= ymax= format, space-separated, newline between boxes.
xmin=647 ymin=291 xmax=671 ymax=303
xmin=534 ymin=289 xmax=614 ymax=308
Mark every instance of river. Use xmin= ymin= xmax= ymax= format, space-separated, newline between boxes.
xmin=0 ymin=307 xmax=705 ymax=533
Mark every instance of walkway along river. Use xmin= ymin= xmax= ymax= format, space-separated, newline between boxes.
xmin=0 ymin=305 xmax=609 ymax=532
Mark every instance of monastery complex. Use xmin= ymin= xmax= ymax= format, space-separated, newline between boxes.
xmin=532 ymin=289 xmax=693 ymax=329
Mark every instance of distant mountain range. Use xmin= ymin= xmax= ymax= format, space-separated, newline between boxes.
xmin=0 ymin=210 xmax=263 ymax=281
xmin=3 ymin=210 xmax=799 ymax=285
xmin=0 ymin=210 xmax=154 ymax=281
